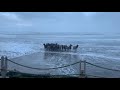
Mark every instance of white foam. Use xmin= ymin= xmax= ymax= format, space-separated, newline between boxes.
xmin=0 ymin=42 xmax=39 ymax=58
xmin=80 ymin=53 xmax=120 ymax=60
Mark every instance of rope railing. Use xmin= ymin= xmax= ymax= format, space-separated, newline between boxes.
xmin=0 ymin=67 xmax=79 ymax=78
xmin=7 ymin=58 xmax=120 ymax=72
xmin=86 ymin=74 xmax=107 ymax=78
xmin=86 ymin=61 xmax=120 ymax=72
xmin=2 ymin=56 xmax=120 ymax=78
xmin=0 ymin=68 xmax=107 ymax=78
xmin=0 ymin=68 xmax=51 ymax=77
xmin=7 ymin=59 xmax=80 ymax=70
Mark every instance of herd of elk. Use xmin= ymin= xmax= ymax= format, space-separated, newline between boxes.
xmin=43 ymin=43 xmax=79 ymax=51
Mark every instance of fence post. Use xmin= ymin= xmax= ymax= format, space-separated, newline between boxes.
xmin=1 ymin=56 xmax=4 ymax=70
xmin=80 ymin=60 xmax=81 ymax=77
xmin=80 ymin=60 xmax=87 ymax=78
xmin=5 ymin=56 xmax=8 ymax=78
xmin=1 ymin=56 xmax=7 ymax=78
xmin=1 ymin=56 xmax=4 ymax=78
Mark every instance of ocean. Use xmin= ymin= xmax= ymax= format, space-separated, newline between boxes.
xmin=0 ymin=33 xmax=120 ymax=77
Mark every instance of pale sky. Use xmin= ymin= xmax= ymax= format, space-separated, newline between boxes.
xmin=0 ymin=12 xmax=120 ymax=34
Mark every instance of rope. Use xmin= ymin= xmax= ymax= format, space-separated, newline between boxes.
xmin=7 ymin=59 xmax=120 ymax=72
xmin=86 ymin=74 xmax=107 ymax=78
xmin=0 ymin=68 xmax=116 ymax=78
xmin=48 ymin=74 xmax=80 ymax=78
xmin=64 ymin=73 xmax=107 ymax=78
xmin=86 ymin=61 xmax=120 ymax=72
xmin=2 ymin=57 xmax=120 ymax=73
xmin=7 ymin=59 xmax=80 ymax=70
xmin=0 ymin=69 xmax=108 ymax=78
xmin=0 ymin=68 xmax=12 ymax=72
xmin=0 ymin=68 xmax=79 ymax=78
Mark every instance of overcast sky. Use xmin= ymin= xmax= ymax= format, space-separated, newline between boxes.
xmin=0 ymin=12 xmax=120 ymax=34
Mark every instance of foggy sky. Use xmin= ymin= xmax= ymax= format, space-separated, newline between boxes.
xmin=0 ymin=12 xmax=120 ymax=34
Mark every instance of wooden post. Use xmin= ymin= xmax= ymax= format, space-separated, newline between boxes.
xmin=1 ymin=56 xmax=4 ymax=78
xmin=80 ymin=60 xmax=81 ymax=77
xmin=1 ymin=56 xmax=7 ymax=78
xmin=80 ymin=61 xmax=86 ymax=78
xmin=5 ymin=56 xmax=8 ymax=77
xmin=1 ymin=56 xmax=4 ymax=71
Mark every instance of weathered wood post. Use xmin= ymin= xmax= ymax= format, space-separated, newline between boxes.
xmin=1 ymin=56 xmax=4 ymax=78
xmin=5 ymin=56 xmax=8 ymax=77
xmin=80 ymin=60 xmax=87 ymax=78
xmin=1 ymin=56 xmax=7 ymax=78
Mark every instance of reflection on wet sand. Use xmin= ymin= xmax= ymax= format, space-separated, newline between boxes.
xmin=43 ymin=51 xmax=79 ymax=62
